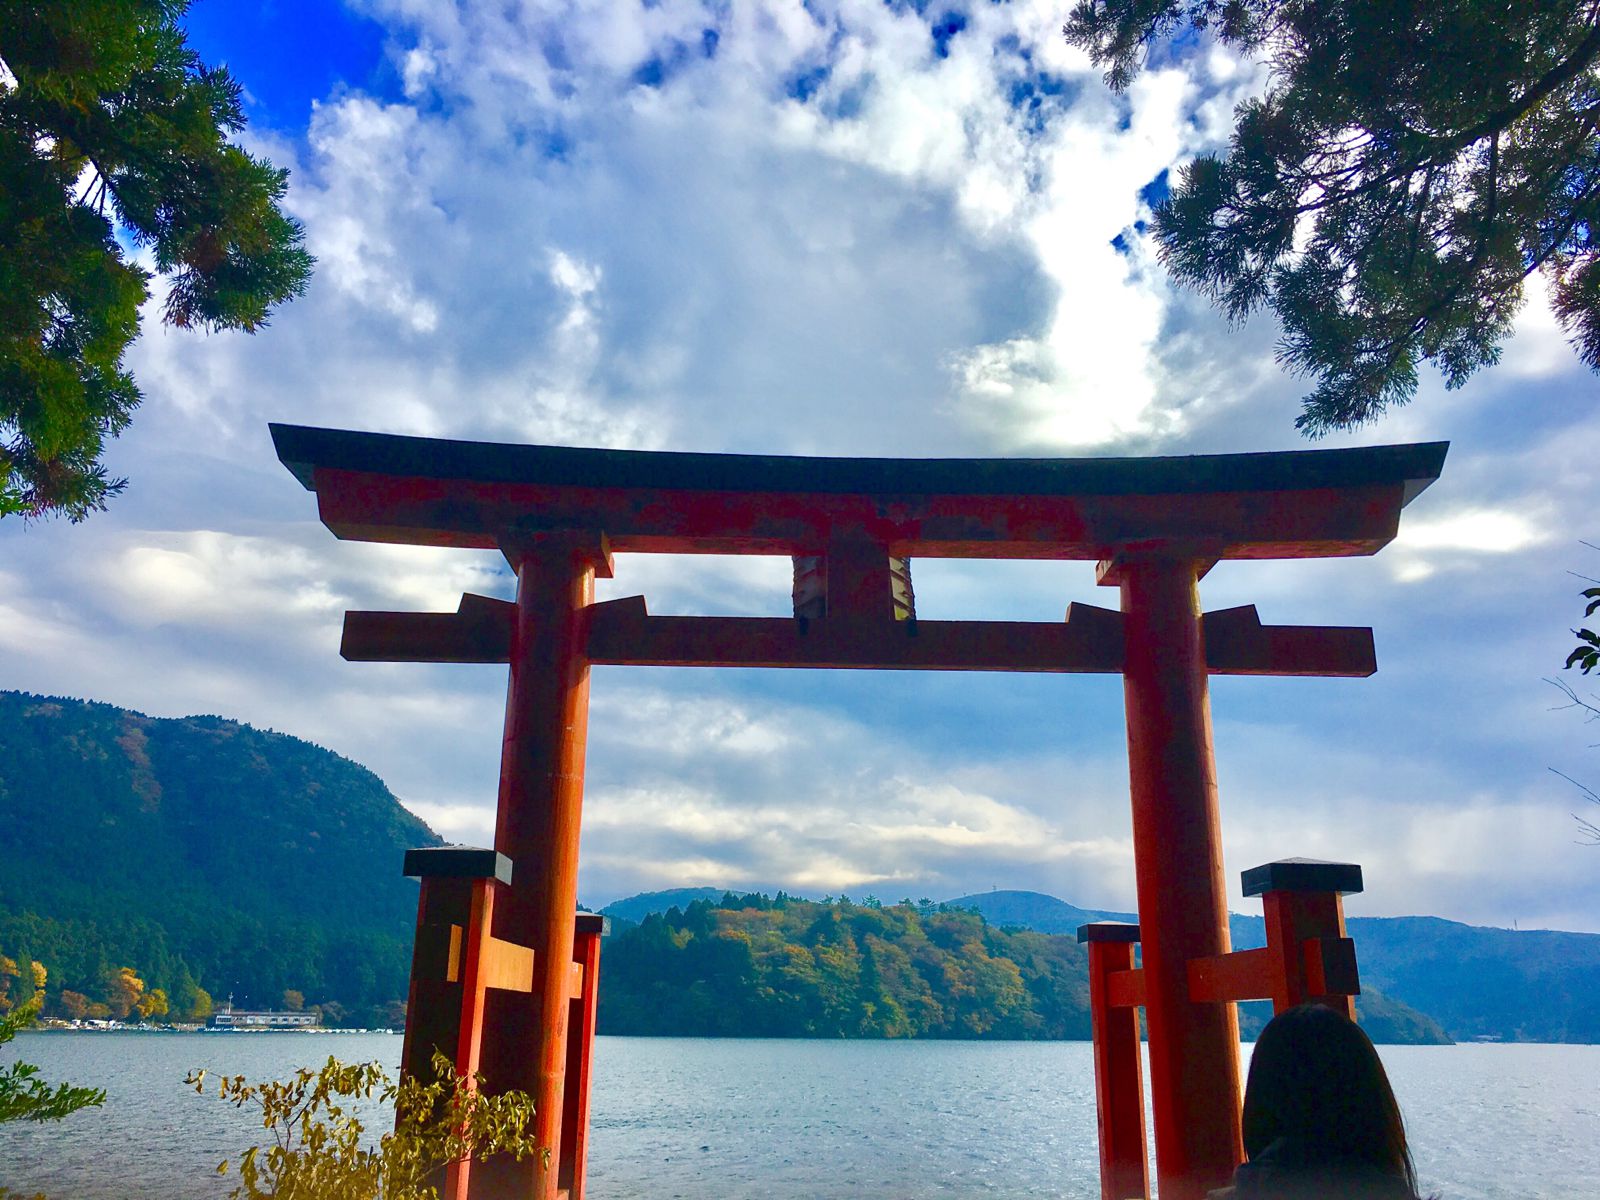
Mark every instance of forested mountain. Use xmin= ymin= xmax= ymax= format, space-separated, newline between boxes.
xmin=0 ymin=688 xmax=1579 ymax=1043
xmin=594 ymin=893 xmax=1449 ymax=1044
xmin=944 ymin=889 xmax=1134 ymax=931
xmin=0 ymin=691 xmax=438 ymax=1025
xmin=950 ymin=890 xmax=1600 ymax=1044
xmin=1332 ymin=917 xmax=1600 ymax=1043
xmin=599 ymin=887 xmax=731 ymax=926
xmin=597 ymin=894 xmax=1092 ymax=1039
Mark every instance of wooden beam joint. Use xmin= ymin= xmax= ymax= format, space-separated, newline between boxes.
xmin=343 ymin=593 xmax=514 ymax=663
xmin=1106 ymin=967 xmax=1146 ymax=1009
xmin=1202 ymin=605 xmax=1375 ymax=678
xmin=434 ymin=929 xmax=588 ymax=999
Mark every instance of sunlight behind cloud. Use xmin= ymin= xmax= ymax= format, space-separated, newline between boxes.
xmin=1398 ymin=510 xmax=1550 ymax=554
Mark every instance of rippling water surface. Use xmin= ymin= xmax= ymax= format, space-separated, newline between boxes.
xmin=1 ymin=1033 xmax=1595 ymax=1198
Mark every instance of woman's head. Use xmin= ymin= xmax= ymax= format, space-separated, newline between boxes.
xmin=1242 ymin=1004 xmax=1416 ymax=1193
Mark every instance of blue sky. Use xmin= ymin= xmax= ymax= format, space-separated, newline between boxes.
xmin=4 ymin=0 xmax=1599 ymax=930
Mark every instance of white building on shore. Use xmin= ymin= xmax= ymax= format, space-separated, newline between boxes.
xmin=210 ymin=1000 xmax=318 ymax=1029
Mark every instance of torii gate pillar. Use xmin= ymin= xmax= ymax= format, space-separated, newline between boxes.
xmin=474 ymin=534 xmax=609 ymax=1198
xmin=1107 ymin=553 xmax=1241 ymax=1199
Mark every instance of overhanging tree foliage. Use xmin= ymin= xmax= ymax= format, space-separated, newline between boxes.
xmin=0 ymin=0 xmax=312 ymax=521
xmin=1560 ymin=585 xmax=1600 ymax=843
xmin=1064 ymin=0 xmax=1600 ymax=432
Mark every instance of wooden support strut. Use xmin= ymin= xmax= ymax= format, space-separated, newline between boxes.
xmin=398 ymin=848 xmax=514 ymax=1200
xmin=560 ymin=914 xmax=606 ymax=1200
xmin=1186 ymin=859 xmax=1363 ymax=1019
xmin=1079 ymin=922 xmax=1149 ymax=1200
xmin=398 ymin=849 xmax=608 ymax=1200
xmin=1078 ymin=862 xmax=1366 ymax=1200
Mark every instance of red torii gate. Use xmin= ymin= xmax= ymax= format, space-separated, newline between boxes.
xmin=272 ymin=423 xmax=1446 ymax=1200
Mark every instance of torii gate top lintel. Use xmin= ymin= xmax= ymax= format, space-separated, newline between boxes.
xmin=269 ymin=423 xmax=1447 ymax=561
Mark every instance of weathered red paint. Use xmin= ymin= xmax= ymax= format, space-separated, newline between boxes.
xmin=1113 ymin=555 xmax=1242 ymax=1200
xmin=309 ymin=465 xmax=1415 ymax=560
xmin=400 ymin=873 xmax=472 ymax=1084
xmin=1261 ymin=888 xmax=1357 ymax=1019
xmin=1084 ymin=931 xmax=1149 ymax=1200
xmin=444 ymin=877 xmax=497 ymax=1200
xmin=1186 ymin=923 xmax=1358 ymax=1015
xmin=396 ymin=870 xmax=497 ymax=1200
xmin=341 ymin=596 xmax=1375 ymax=678
xmin=560 ymin=915 xmax=605 ymax=1200
xmin=1187 ymin=947 xmax=1276 ymax=1005
xmin=395 ymin=876 xmax=603 ymax=1199
xmin=474 ymin=535 xmax=606 ymax=1200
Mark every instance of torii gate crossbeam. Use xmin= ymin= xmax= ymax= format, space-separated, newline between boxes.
xmin=272 ymin=423 xmax=1445 ymax=1200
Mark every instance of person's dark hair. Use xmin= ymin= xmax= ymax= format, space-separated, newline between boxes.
xmin=1242 ymin=1004 xmax=1419 ymax=1195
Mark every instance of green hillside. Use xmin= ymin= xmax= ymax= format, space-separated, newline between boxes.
xmin=1227 ymin=911 xmax=1600 ymax=1042
xmin=598 ymin=891 xmax=1448 ymax=1044
xmin=600 ymin=887 xmax=731 ymax=926
xmin=0 ymin=691 xmax=439 ymax=1024
xmin=951 ymin=889 xmax=1600 ymax=1044
xmin=598 ymin=893 xmax=1093 ymax=1039
xmin=1338 ymin=916 xmax=1600 ymax=1043
xmin=0 ymin=688 xmax=1576 ymax=1043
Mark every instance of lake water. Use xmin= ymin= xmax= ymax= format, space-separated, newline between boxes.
xmin=1 ymin=1033 xmax=1596 ymax=1198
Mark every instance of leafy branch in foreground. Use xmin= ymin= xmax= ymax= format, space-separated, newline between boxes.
xmin=187 ymin=1051 xmax=541 ymax=1200
xmin=1554 ymin=590 xmax=1600 ymax=842
xmin=1064 ymin=0 xmax=1600 ymax=432
xmin=1565 ymin=586 xmax=1600 ymax=676
xmin=0 ymin=963 xmax=107 ymax=1123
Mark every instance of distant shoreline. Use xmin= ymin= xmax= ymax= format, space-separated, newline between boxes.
xmin=26 ymin=1022 xmax=401 ymax=1035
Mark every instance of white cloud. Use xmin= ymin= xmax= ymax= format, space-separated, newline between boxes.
xmin=111 ymin=532 xmax=344 ymax=626
xmin=1398 ymin=509 xmax=1551 ymax=554
xmin=1387 ymin=506 xmax=1554 ymax=581
xmin=0 ymin=600 xmax=78 ymax=655
xmin=6 ymin=0 xmax=1600 ymax=934
xmin=405 ymin=801 xmax=496 ymax=845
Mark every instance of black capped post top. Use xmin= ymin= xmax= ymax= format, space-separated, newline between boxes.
xmin=1077 ymin=921 xmax=1142 ymax=944
xmin=403 ymin=846 xmax=514 ymax=884
xmin=575 ymin=912 xmax=610 ymax=936
xmin=1241 ymin=857 xmax=1363 ymax=897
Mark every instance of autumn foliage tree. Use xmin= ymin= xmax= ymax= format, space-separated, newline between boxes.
xmin=1064 ymin=0 xmax=1600 ymax=431
xmin=190 ymin=1053 xmax=541 ymax=1200
xmin=178 ymin=980 xmax=214 ymax=1022
xmin=0 ymin=0 xmax=312 ymax=520
xmin=0 ymin=954 xmax=18 ymax=1014
xmin=104 ymin=965 xmax=145 ymax=1019
xmin=136 ymin=986 xmax=168 ymax=1021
